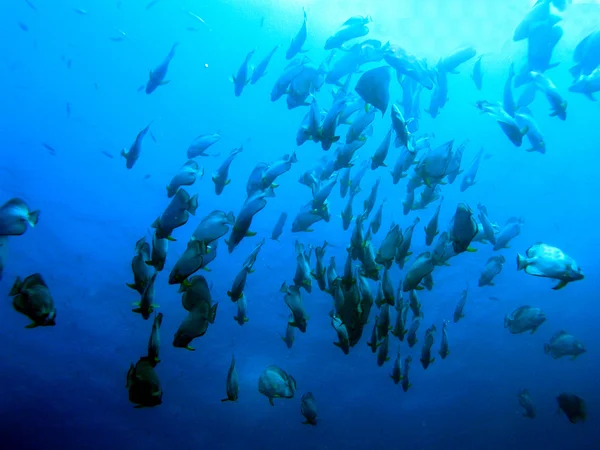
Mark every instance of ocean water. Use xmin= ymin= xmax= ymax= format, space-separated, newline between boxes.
xmin=1 ymin=0 xmax=599 ymax=449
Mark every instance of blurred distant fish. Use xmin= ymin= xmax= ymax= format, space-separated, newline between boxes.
xmin=250 ymin=45 xmax=280 ymax=85
xmin=18 ymin=22 xmax=28 ymax=31
xmin=109 ymin=29 xmax=128 ymax=42
xmin=145 ymin=43 xmax=178 ymax=94
xmin=42 ymin=143 xmax=56 ymax=155
xmin=184 ymin=10 xmax=212 ymax=31
xmin=271 ymin=212 xmax=288 ymax=241
xmin=569 ymin=68 xmax=600 ymax=101
xmin=24 ymin=0 xmax=37 ymax=11
xmin=73 ymin=7 xmax=87 ymax=15
xmin=146 ymin=0 xmax=162 ymax=10
xmin=100 ymin=150 xmax=114 ymax=159
xmin=471 ymin=55 xmax=483 ymax=90
xmin=66 ymin=102 xmax=71 ymax=118
xmin=286 ymin=8 xmax=308 ymax=60
xmin=437 ymin=46 xmax=476 ymax=73
xmin=232 ymin=49 xmax=255 ymax=97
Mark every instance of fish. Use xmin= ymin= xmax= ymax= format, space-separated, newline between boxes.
xmin=556 ymin=393 xmax=586 ymax=424
xmin=401 ymin=355 xmax=412 ymax=392
xmin=293 ymin=241 xmax=313 ymax=293
xmin=187 ymin=133 xmax=221 ymax=158
xmin=437 ymin=46 xmax=477 ymax=73
xmin=213 ymin=145 xmax=244 ymax=195
xmin=504 ymin=305 xmax=546 ymax=334
xmin=424 ymin=199 xmax=443 ymax=246
xmin=503 ymin=63 xmax=516 ymax=117
xmin=233 ymin=292 xmax=250 ymax=325
xmin=325 ymin=20 xmax=369 ymax=50
xmin=227 ymin=264 xmax=250 ymax=302
xmin=453 ymin=289 xmax=468 ymax=323
xmin=9 ymin=273 xmax=57 ymax=328
xmin=395 ymin=217 xmax=419 ymax=269
xmin=369 ymin=200 xmax=385 ymax=234
xmin=371 ymin=127 xmax=392 ymax=170
xmin=406 ymin=317 xmax=420 ymax=348
xmin=0 ymin=198 xmax=40 ymax=237
xmin=126 ymin=357 xmax=162 ymax=408
xmin=281 ymin=315 xmax=296 ymax=349
xmin=517 ymin=243 xmax=583 ymax=290
xmin=438 ymin=320 xmax=450 ymax=359
xmin=127 ymin=237 xmax=154 ymax=294
xmin=250 ymin=45 xmax=281 ymax=84
xmin=147 ymin=312 xmax=163 ymax=363
xmin=258 ymin=365 xmax=296 ymax=406
xmin=312 ymin=241 xmax=328 ymax=292
xmin=460 ymin=147 xmax=485 ymax=192
xmin=192 ymin=210 xmax=235 ymax=245
xmin=449 ymin=203 xmax=478 ymax=254
xmin=121 ymin=121 xmax=152 ymax=169
xmin=152 ymin=189 xmax=198 ymax=240
xmin=419 ymin=324 xmax=436 ymax=369
xmin=166 ymin=160 xmax=203 ymax=198
xmin=146 ymin=232 xmax=168 ymax=272
xmin=300 ymin=392 xmax=318 ymax=425
xmin=271 ymin=212 xmax=288 ymax=241
xmin=518 ymin=389 xmax=536 ymax=419
xmin=43 ymin=143 xmax=57 ymax=155
xmin=0 ymin=236 xmax=7 ymax=280
xmin=530 ymin=71 xmax=567 ymax=120
xmin=478 ymin=256 xmax=506 ymax=287
xmin=544 ymin=331 xmax=586 ymax=359
xmin=390 ymin=350 xmax=402 ymax=384
xmin=286 ymin=9 xmax=308 ymax=60
xmin=132 ymin=272 xmax=159 ymax=320
xmin=569 ymin=68 xmax=600 ymax=101
xmin=355 ymin=65 xmax=391 ymax=115
xmin=168 ymin=240 xmax=215 ymax=285
xmin=146 ymin=43 xmax=178 ymax=94
xmin=331 ymin=313 xmax=350 ymax=355
xmin=377 ymin=334 xmax=391 ymax=366
xmin=281 ymin=282 xmax=309 ymax=332
xmin=476 ymin=203 xmax=497 ymax=245
xmin=221 ymin=355 xmax=239 ymax=402
xmin=233 ymin=49 xmax=255 ymax=96
xmin=402 ymin=252 xmax=435 ymax=292
xmin=471 ymin=55 xmax=483 ymax=90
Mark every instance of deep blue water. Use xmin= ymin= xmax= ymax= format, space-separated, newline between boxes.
xmin=1 ymin=0 xmax=600 ymax=449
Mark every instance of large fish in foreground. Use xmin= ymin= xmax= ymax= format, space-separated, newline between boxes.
xmin=517 ymin=243 xmax=583 ymax=290
xmin=0 ymin=198 xmax=39 ymax=237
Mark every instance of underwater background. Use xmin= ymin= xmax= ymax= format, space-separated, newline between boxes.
xmin=1 ymin=0 xmax=600 ymax=449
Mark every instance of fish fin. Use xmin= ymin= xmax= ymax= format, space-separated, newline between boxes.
xmin=160 ymin=80 xmax=170 ymax=85
xmin=25 ymin=322 xmax=38 ymax=329
xmin=166 ymin=236 xmax=176 ymax=241
xmin=126 ymin=283 xmax=137 ymax=290
xmin=185 ymin=346 xmax=195 ymax=351
xmin=269 ymin=398 xmax=274 ymax=406
xmin=552 ymin=280 xmax=568 ymax=290
xmin=245 ymin=231 xmax=257 ymax=237
xmin=466 ymin=246 xmax=477 ymax=252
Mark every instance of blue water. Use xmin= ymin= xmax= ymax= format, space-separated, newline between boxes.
xmin=1 ymin=0 xmax=599 ymax=449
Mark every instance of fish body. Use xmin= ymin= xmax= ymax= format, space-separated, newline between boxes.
xmin=146 ymin=43 xmax=178 ymax=94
